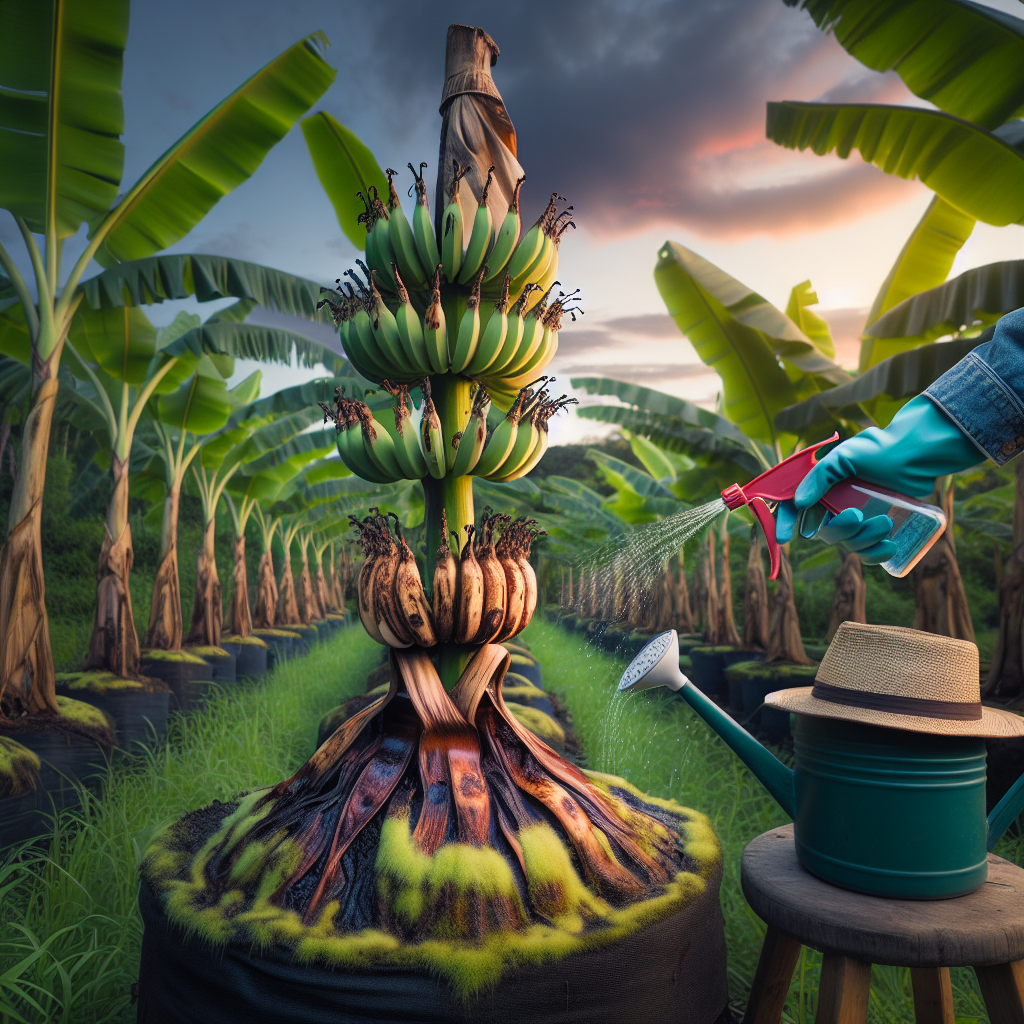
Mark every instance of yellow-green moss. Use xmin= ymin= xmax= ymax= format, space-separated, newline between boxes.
xmin=222 ymin=634 xmax=269 ymax=649
xmin=252 ymin=629 xmax=302 ymax=639
xmin=184 ymin=645 xmax=230 ymax=658
xmin=505 ymin=702 xmax=565 ymax=749
xmin=55 ymin=671 xmax=145 ymax=696
xmin=55 ymin=696 xmax=113 ymax=741
xmin=141 ymin=648 xmax=207 ymax=665
xmin=502 ymin=676 xmax=546 ymax=699
xmin=501 ymin=642 xmax=532 ymax=657
xmin=508 ymin=653 xmax=537 ymax=669
xmin=0 ymin=736 xmax=41 ymax=796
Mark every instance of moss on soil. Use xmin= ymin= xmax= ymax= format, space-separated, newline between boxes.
xmin=723 ymin=661 xmax=819 ymax=683
xmin=692 ymin=645 xmax=743 ymax=655
xmin=56 ymin=671 xmax=146 ymax=696
xmin=502 ymin=674 xmax=546 ymax=699
xmin=0 ymin=736 xmax=41 ymax=797
xmin=55 ymin=695 xmax=114 ymax=742
xmin=508 ymin=653 xmax=537 ymax=668
xmin=505 ymin=702 xmax=565 ymax=751
xmin=141 ymin=648 xmax=207 ymax=665
xmin=252 ymin=628 xmax=302 ymax=639
xmin=222 ymin=634 xmax=269 ymax=649
xmin=184 ymin=646 xmax=230 ymax=659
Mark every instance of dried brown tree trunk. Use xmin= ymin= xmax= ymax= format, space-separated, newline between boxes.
xmin=297 ymin=550 xmax=319 ymax=624
xmin=228 ymin=535 xmax=252 ymax=637
xmin=187 ymin=519 xmax=222 ymax=646
xmin=86 ymin=454 xmax=140 ymax=677
xmin=315 ymin=564 xmax=331 ymax=619
xmin=144 ymin=483 xmax=182 ymax=650
xmin=699 ymin=529 xmax=720 ymax=643
xmin=827 ymin=552 xmax=867 ymax=642
xmin=743 ymin=532 xmax=770 ymax=650
xmin=253 ymin=552 xmax=277 ymax=629
xmin=985 ymin=459 xmax=1024 ymax=699
xmin=767 ymin=547 xmax=812 ymax=664
xmin=674 ymin=547 xmax=694 ymax=633
xmin=716 ymin=524 xmax=741 ymax=646
xmin=276 ymin=554 xmax=300 ymax=626
xmin=912 ymin=482 xmax=975 ymax=642
xmin=0 ymin=375 xmax=59 ymax=715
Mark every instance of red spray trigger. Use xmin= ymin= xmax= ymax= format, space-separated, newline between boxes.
xmin=720 ymin=433 xmax=838 ymax=580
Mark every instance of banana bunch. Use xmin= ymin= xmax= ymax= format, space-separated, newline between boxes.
xmin=350 ymin=508 xmax=544 ymax=649
xmin=316 ymin=163 xmax=578 ymax=389
xmin=453 ymin=379 xmax=578 ymax=482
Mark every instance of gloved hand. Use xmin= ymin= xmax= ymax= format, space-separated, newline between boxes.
xmin=775 ymin=396 xmax=982 ymax=560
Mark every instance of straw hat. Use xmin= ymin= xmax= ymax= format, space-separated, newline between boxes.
xmin=765 ymin=621 xmax=1024 ymax=738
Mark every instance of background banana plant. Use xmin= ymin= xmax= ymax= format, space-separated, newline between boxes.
xmin=0 ymin=3 xmax=335 ymax=714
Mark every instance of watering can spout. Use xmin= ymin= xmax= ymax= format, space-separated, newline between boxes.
xmin=618 ymin=631 xmax=796 ymax=819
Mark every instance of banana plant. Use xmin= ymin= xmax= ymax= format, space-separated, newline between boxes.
xmin=251 ymin=505 xmax=281 ymax=631
xmin=0 ymin=6 xmax=335 ymax=714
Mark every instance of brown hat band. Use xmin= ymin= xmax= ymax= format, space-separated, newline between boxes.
xmin=810 ymin=681 xmax=983 ymax=722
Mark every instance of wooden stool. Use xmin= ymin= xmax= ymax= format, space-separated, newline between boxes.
xmin=741 ymin=825 xmax=1024 ymax=1024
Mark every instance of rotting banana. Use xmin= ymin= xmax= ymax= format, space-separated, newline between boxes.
xmin=385 ymin=168 xmax=428 ymax=291
xmin=458 ymin=165 xmax=495 ymax=284
xmin=409 ymin=162 xmax=441 ymax=275
xmin=450 ymin=385 xmax=491 ymax=477
xmin=483 ymin=175 xmax=525 ymax=284
xmin=432 ymin=510 xmax=457 ymax=644
xmin=350 ymin=513 xmax=386 ymax=644
xmin=372 ymin=514 xmax=413 ymax=648
xmin=451 ymin=267 xmax=486 ymax=373
xmin=391 ymin=515 xmax=436 ymax=646
xmin=440 ymin=161 xmax=468 ymax=283
xmin=474 ymin=511 xmax=509 ymax=644
xmin=495 ymin=522 xmax=526 ymax=642
xmin=465 ymin=271 xmax=510 ymax=377
xmin=454 ymin=524 xmax=484 ymax=644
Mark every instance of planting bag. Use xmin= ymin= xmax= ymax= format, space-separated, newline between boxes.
xmin=136 ymin=873 xmax=728 ymax=1024
xmin=85 ymin=691 xmax=169 ymax=751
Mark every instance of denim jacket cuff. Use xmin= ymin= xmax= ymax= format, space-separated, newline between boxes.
xmin=924 ymin=351 xmax=1024 ymax=466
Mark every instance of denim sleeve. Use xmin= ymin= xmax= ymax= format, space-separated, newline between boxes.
xmin=925 ymin=306 xmax=1024 ymax=466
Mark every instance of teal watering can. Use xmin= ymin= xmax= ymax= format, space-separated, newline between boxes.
xmin=619 ymin=629 xmax=1024 ymax=900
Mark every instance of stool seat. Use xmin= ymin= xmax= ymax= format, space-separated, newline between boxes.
xmin=741 ymin=825 xmax=1024 ymax=1024
xmin=743 ymin=825 xmax=1024 ymax=968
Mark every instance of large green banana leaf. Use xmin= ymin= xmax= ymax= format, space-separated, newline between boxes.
xmin=0 ymin=0 xmax=129 ymax=236
xmin=0 ymin=302 xmax=33 ymax=365
xmin=766 ymin=103 xmax=1024 ymax=226
xmin=774 ymin=326 xmax=995 ymax=435
xmin=156 ymin=370 xmax=258 ymax=437
xmin=81 ymin=254 xmax=326 ymax=320
xmin=586 ymin=450 xmax=680 ymax=524
xmin=783 ymin=0 xmax=1024 ymax=130
xmin=171 ymin=321 xmax=340 ymax=371
xmin=624 ymin=431 xmax=692 ymax=483
xmin=91 ymin=34 xmax=335 ymax=264
xmin=865 ymin=259 xmax=1024 ymax=343
xmin=302 ymin=112 xmax=387 ymax=249
xmin=242 ymin=375 xmax=355 ymax=420
xmin=786 ymin=281 xmax=835 ymax=359
xmin=653 ymin=241 xmax=849 ymax=447
xmin=861 ymin=196 xmax=976 ymax=367
xmin=67 ymin=306 xmax=156 ymax=385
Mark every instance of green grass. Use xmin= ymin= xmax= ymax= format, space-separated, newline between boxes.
xmin=0 ymin=627 xmax=381 ymax=1023
xmin=522 ymin=619 xmax=1023 ymax=1024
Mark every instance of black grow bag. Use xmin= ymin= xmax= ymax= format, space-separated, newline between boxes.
xmin=136 ymin=871 xmax=729 ymax=1024
xmin=83 ymin=691 xmax=169 ymax=753
xmin=12 ymin=728 xmax=109 ymax=813
xmin=221 ymin=642 xmax=268 ymax=680
xmin=0 ymin=791 xmax=48 ymax=848
xmin=140 ymin=659 xmax=213 ymax=712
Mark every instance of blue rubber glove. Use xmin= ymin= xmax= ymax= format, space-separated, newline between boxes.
xmin=775 ymin=396 xmax=983 ymax=560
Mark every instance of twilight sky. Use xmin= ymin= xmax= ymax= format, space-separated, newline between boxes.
xmin=5 ymin=0 xmax=1022 ymax=444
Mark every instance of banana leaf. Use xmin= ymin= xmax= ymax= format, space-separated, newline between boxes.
xmin=786 ymin=281 xmax=835 ymax=359
xmin=91 ymin=33 xmax=335 ymax=264
xmin=783 ymin=0 xmax=1024 ymax=130
xmin=0 ymin=302 xmax=33 ymax=365
xmin=301 ymin=112 xmax=387 ymax=249
xmin=171 ymin=321 xmax=342 ymax=371
xmin=865 ymin=259 xmax=1024 ymax=343
xmin=67 ymin=306 xmax=157 ymax=385
xmin=624 ymin=431 xmax=691 ymax=483
xmin=774 ymin=325 xmax=995 ymax=435
xmin=81 ymin=253 xmax=326 ymax=319
xmin=0 ymin=0 xmax=129 ymax=236
xmin=156 ymin=371 xmax=255 ymax=437
xmin=585 ymin=450 xmax=676 ymax=501
xmin=766 ymin=103 xmax=1024 ymax=226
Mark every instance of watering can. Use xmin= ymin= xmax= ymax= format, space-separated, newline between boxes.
xmin=619 ymin=628 xmax=1024 ymax=899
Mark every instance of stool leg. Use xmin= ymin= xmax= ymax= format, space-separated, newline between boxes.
xmin=975 ymin=960 xmax=1024 ymax=1024
xmin=910 ymin=967 xmax=954 ymax=1024
xmin=814 ymin=953 xmax=871 ymax=1024
xmin=742 ymin=927 xmax=802 ymax=1024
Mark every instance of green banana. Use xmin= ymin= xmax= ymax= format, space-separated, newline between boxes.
xmin=486 ymin=283 xmax=538 ymax=376
xmin=440 ymin=162 xmax=468 ymax=283
xmin=419 ymin=378 xmax=446 ymax=479
xmin=409 ymin=162 xmax=441 ymax=275
xmin=512 ymin=230 xmax=553 ymax=295
xmin=458 ymin=165 xmax=495 ymax=284
xmin=385 ymin=168 xmax=428 ymax=291
xmin=465 ymin=271 xmax=509 ymax=376
xmin=391 ymin=263 xmax=431 ymax=375
xmin=506 ymin=193 xmax=556 ymax=281
xmin=485 ymin=408 xmax=538 ymax=480
xmin=368 ymin=274 xmax=414 ymax=374
xmin=472 ymin=387 xmax=528 ymax=477
xmin=358 ymin=403 xmax=405 ymax=480
xmin=450 ymin=386 xmax=491 ymax=477
xmin=503 ymin=282 xmax=557 ymax=377
xmin=422 ymin=266 xmax=448 ymax=374
xmin=494 ymin=395 xmax=577 ymax=482
xmin=377 ymin=383 xmax=427 ymax=480
xmin=327 ymin=393 xmax=393 ymax=483
xmin=451 ymin=267 xmax=486 ymax=373
xmin=505 ymin=290 xmax=579 ymax=388
xmin=483 ymin=175 xmax=525 ymax=284
xmin=367 ymin=187 xmax=398 ymax=292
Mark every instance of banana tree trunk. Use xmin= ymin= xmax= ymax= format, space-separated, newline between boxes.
xmin=186 ymin=519 xmax=222 ymax=647
xmin=332 ymin=549 xmax=347 ymax=611
xmin=86 ymin=453 xmax=140 ymax=677
xmin=715 ymin=525 xmax=741 ymax=646
xmin=699 ymin=529 xmax=719 ymax=643
xmin=315 ymin=565 xmax=331 ymax=618
xmin=297 ymin=555 xmax=318 ymax=624
xmin=766 ymin=546 xmax=811 ymax=664
xmin=826 ymin=552 xmax=867 ymax=643
xmin=253 ymin=552 xmax=277 ymax=629
xmin=0 ymin=373 xmax=60 ymax=715
xmin=743 ymin=532 xmax=770 ymax=650
xmin=144 ymin=484 xmax=182 ymax=650
xmin=276 ymin=554 xmax=300 ymax=626
xmin=912 ymin=483 xmax=974 ymax=641
xmin=984 ymin=459 xmax=1024 ymax=700
xmin=228 ymin=535 xmax=252 ymax=637
xmin=674 ymin=547 xmax=694 ymax=633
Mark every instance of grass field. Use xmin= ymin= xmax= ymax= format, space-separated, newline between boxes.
xmin=1 ymin=621 xmax=1020 ymax=1023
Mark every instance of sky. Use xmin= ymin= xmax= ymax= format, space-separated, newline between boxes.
xmin=4 ymin=0 xmax=1022 ymax=445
